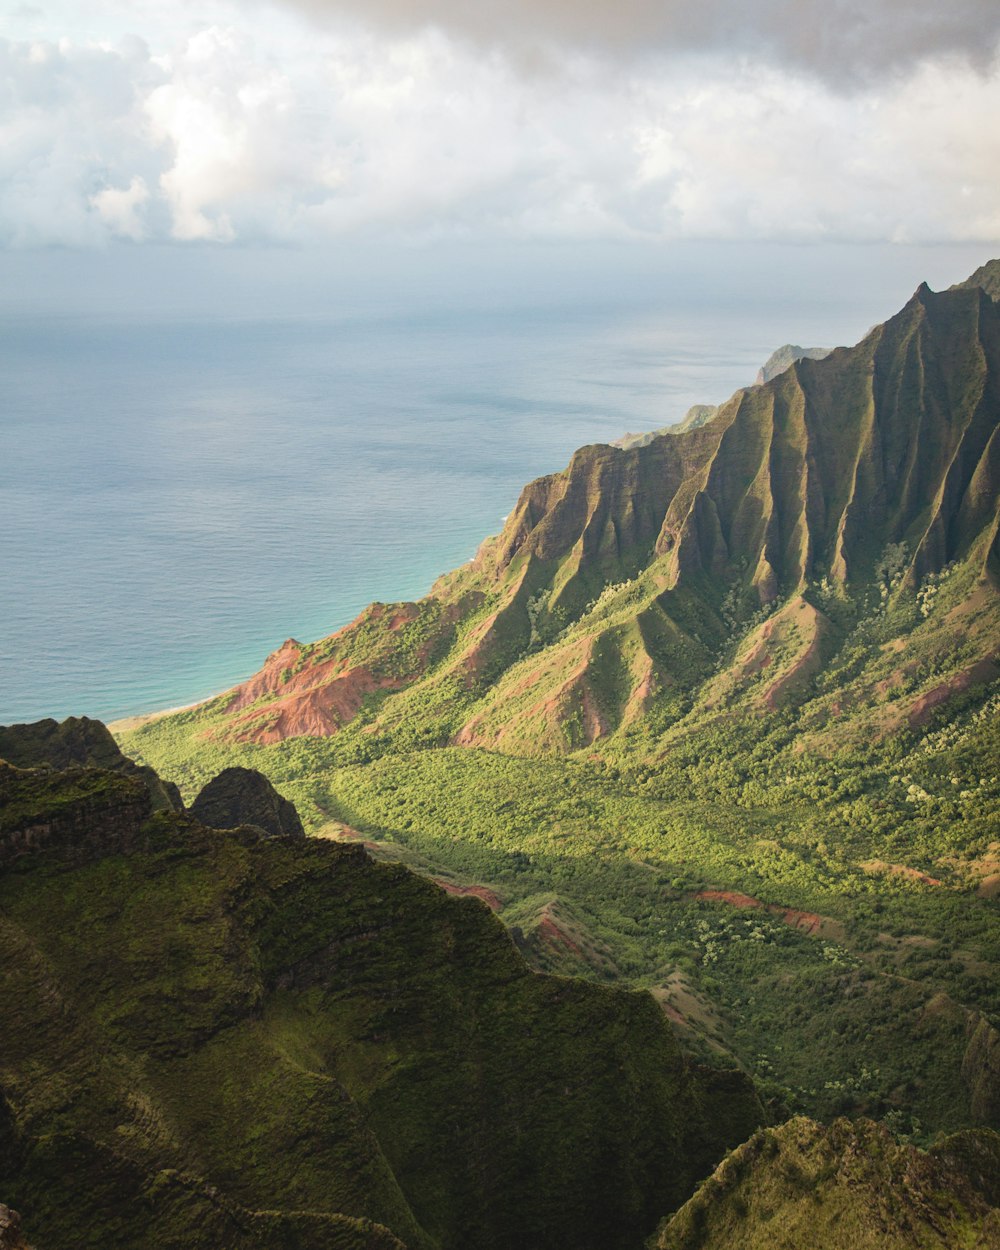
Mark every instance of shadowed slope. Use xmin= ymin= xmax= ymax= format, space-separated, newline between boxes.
xmin=0 ymin=748 xmax=763 ymax=1250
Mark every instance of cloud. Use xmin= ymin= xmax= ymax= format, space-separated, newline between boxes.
xmin=272 ymin=0 xmax=1000 ymax=83
xmin=0 ymin=13 xmax=998 ymax=249
xmin=90 ymin=174 xmax=151 ymax=239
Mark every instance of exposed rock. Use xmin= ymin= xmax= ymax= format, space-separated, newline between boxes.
xmin=754 ymin=342 xmax=832 ymax=383
xmin=189 ymin=766 xmax=305 ymax=838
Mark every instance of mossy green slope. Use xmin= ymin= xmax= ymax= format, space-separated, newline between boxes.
xmin=0 ymin=717 xmax=184 ymax=813
xmin=0 ymin=758 xmax=762 ymax=1250
xmin=653 ymin=1116 xmax=1000 ymax=1250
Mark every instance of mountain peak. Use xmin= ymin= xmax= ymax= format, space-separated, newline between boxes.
xmin=953 ymin=257 xmax=1000 ymax=301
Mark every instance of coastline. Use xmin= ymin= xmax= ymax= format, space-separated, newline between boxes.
xmin=108 ymin=693 xmax=219 ymax=735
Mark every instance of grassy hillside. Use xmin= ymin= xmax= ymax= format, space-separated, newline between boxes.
xmin=653 ymin=1117 xmax=1000 ymax=1249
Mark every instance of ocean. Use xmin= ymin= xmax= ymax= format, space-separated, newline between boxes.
xmin=1 ymin=241 xmax=988 ymax=723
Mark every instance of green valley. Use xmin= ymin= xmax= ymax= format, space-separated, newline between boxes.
xmin=119 ymin=264 xmax=1000 ymax=1144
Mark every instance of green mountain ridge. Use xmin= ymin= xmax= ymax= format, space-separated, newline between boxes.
xmin=0 ymin=740 xmax=762 ymax=1250
xmin=125 ymin=269 xmax=1000 ymax=761
xmin=117 ymin=261 xmax=1000 ymax=1145
xmin=654 ymin=1116 xmax=1000 ymax=1249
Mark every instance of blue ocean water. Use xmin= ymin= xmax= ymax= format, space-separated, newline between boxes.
xmin=2 ymin=242 xmax=987 ymax=723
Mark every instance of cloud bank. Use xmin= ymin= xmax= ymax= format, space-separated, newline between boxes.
xmin=1 ymin=0 xmax=999 ymax=248
xmin=278 ymin=0 xmax=1000 ymax=82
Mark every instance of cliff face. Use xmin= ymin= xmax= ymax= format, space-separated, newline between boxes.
xmin=162 ymin=266 xmax=998 ymax=757
xmin=493 ymin=282 xmax=999 ymax=600
xmin=0 ymin=751 xmax=762 ymax=1250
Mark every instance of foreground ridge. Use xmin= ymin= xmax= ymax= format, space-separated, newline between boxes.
xmin=0 ymin=732 xmax=761 ymax=1250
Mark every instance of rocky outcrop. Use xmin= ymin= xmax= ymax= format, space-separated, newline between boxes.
xmin=189 ymin=767 xmax=305 ymax=838
xmin=0 ymin=718 xmax=183 ymax=814
xmin=495 ymin=281 xmax=1000 ymax=599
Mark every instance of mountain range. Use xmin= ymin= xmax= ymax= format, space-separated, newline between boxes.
xmin=3 ymin=258 xmax=1000 ymax=1248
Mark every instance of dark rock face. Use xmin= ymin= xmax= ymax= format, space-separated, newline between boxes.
xmin=190 ymin=767 xmax=305 ymax=839
xmin=0 ymin=718 xmax=183 ymax=814
xmin=0 ymin=763 xmax=152 ymax=869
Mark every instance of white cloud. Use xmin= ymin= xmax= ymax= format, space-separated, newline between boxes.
xmin=0 ymin=7 xmax=998 ymax=249
xmin=90 ymin=174 xmax=150 ymax=239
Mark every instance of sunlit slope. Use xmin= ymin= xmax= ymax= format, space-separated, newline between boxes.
xmin=125 ymin=270 xmax=999 ymax=759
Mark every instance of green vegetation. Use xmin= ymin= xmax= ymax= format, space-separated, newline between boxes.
xmin=654 ymin=1117 xmax=1000 ymax=1249
xmin=0 ymin=758 xmax=762 ymax=1250
xmin=118 ymin=272 xmax=1000 ymax=1149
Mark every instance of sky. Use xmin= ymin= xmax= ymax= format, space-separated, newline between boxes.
xmin=2 ymin=0 xmax=1000 ymax=251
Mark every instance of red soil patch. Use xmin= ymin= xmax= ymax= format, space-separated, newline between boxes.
xmin=861 ymin=860 xmax=944 ymax=887
xmin=230 ymin=667 xmax=404 ymax=744
xmin=907 ymin=658 xmax=999 ymax=728
xmin=387 ymin=605 xmax=420 ymax=630
xmin=778 ymin=907 xmax=825 ymax=937
xmin=694 ymin=890 xmax=828 ymax=937
xmin=537 ymin=916 xmax=583 ymax=955
xmin=432 ymin=880 xmax=502 ymax=912
xmin=696 ymin=890 xmax=760 ymax=908
xmin=761 ymin=601 xmax=829 ymax=711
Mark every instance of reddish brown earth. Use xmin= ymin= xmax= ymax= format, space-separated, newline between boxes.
xmin=693 ymin=890 xmax=830 ymax=937
xmin=537 ymin=915 xmax=583 ymax=955
xmin=761 ymin=602 xmax=829 ymax=711
xmin=696 ymin=890 xmax=761 ymax=909
xmin=229 ymin=668 xmax=402 ymax=744
xmin=432 ymin=880 xmax=502 ymax=911
xmin=861 ymin=860 xmax=945 ymax=887
xmin=907 ymin=658 xmax=999 ymax=728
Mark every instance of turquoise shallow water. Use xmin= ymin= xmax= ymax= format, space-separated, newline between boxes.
xmin=3 ymin=242 xmax=984 ymax=724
